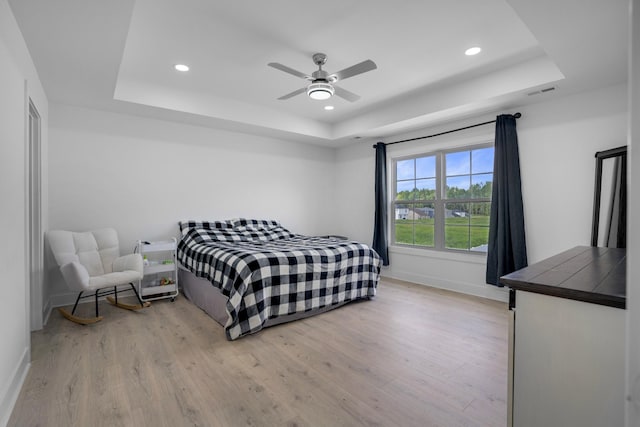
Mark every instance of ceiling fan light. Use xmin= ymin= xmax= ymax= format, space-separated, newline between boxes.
xmin=307 ymin=82 xmax=334 ymax=100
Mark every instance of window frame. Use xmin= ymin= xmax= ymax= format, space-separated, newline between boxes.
xmin=390 ymin=141 xmax=494 ymax=254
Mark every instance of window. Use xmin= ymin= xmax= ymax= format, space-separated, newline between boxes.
xmin=393 ymin=144 xmax=494 ymax=253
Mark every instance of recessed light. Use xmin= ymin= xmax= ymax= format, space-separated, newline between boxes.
xmin=324 ymin=105 xmax=334 ymax=110
xmin=465 ymin=47 xmax=482 ymax=56
xmin=174 ymin=64 xmax=190 ymax=72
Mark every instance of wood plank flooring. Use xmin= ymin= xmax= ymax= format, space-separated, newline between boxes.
xmin=8 ymin=278 xmax=509 ymax=427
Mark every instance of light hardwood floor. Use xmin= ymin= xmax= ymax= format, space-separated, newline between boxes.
xmin=9 ymin=278 xmax=508 ymax=427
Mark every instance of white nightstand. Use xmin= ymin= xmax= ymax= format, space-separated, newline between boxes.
xmin=137 ymin=238 xmax=179 ymax=302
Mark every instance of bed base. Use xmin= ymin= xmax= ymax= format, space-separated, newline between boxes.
xmin=178 ymin=267 xmax=352 ymax=330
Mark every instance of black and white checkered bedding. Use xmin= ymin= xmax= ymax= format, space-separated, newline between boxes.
xmin=177 ymin=219 xmax=382 ymax=340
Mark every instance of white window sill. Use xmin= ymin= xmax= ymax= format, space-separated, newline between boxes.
xmin=389 ymin=245 xmax=487 ymax=265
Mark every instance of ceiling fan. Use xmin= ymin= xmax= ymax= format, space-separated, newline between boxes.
xmin=268 ymin=53 xmax=377 ymax=102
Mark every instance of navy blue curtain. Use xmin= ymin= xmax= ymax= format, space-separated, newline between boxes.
xmin=372 ymin=142 xmax=389 ymax=265
xmin=486 ymin=115 xmax=527 ymax=286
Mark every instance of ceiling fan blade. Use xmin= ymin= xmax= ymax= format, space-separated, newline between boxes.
xmin=277 ymin=87 xmax=307 ymax=100
xmin=334 ymin=86 xmax=361 ymax=102
xmin=331 ymin=59 xmax=377 ymax=81
xmin=268 ymin=62 xmax=311 ymax=80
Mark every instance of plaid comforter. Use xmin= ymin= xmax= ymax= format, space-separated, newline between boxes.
xmin=177 ymin=219 xmax=381 ymax=340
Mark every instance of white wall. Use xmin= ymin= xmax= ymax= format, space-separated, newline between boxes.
xmin=335 ymin=83 xmax=628 ymax=301
xmin=0 ymin=0 xmax=48 ymax=425
xmin=517 ymin=84 xmax=628 ymax=262
xmin=47 ymin=104 xmax=337 ymax=304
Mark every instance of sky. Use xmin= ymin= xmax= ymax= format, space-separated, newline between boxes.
xmin=396 ymin=147 xmax=495 ymax=195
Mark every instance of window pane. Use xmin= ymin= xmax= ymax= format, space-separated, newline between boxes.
xmin=470 ymin=202 xmax=491 ymax=225
xmin=394 ymin=222 xmax=413 ymax=244
xmin=445 ymin=203 xmax=470 ymax=225
xmin=395 ymin=203 xmax=410 ymax=220
xmin=413 ymin=203 xmax=434 ymax=247
xmin=397 ymin=159 xmax=414 ymax=180
xmin=471 ymin=173 xmax=493 ymax=198
xmin=415 ymin=178 xmax=436 ymax=200
xmin=416 ymin=156 xmax=436 ymax=178
xmin=396 ymin=180 xmax=415 ymax=200
xmin=470 ymin=203 xmax=490 ymax=251
xmin=446 ymin=151 xmax=470 ymax=176
xmin=445 ymin=203 xmax=470 ymax=250
xmin=394 ymin=203 xmax=413 ymax=244
xmin=445 ymin=225 xmax=470 ymax=250
xmin=394 ymin=203 xmax=435 ymax=247
xmin=446 ymin=175 xmax=470 ymax=199
xmin=470 ymin=226 xmax=489 ymax=252
xmin=472 ymin=147 xmax=494 ymax=174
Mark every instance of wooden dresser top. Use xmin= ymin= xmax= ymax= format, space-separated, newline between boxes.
xmin=500 ymin=246 xmax=626 ymax=309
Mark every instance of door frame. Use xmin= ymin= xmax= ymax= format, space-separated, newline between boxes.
xmin=28 ymin=98 xmax=43 ymax=331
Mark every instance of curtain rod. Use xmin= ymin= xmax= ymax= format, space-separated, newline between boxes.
xmin=372 ymin=112 xmax=522 ymax=148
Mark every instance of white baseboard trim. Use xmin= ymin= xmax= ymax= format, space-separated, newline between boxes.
xmin=45 ymin=288 xmax=139 ymax=324
xmin=0 ymin=347 xmax=30 ymax=427
xmin=48 ymin=290 xmax=80 ymax=309
xmin=48 ymin=288 xmax=138 ymax=309
xmin=381 ymin=271 xmax=509 ymax=303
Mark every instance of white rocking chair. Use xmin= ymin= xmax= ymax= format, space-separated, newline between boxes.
xmin=48 ymin=228 xmax=150 ymax=324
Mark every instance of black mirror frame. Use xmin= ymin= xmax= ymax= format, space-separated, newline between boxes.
xmin=591 ymin=145 xmax=627 ymax=247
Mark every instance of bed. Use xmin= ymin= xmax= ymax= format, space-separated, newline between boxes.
xmin=177 ymin=219 xmax=382 ymax=340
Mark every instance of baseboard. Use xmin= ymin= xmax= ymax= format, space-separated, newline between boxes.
xmin=0 ymin=347 xmax=30 ymax=427
xmin=48 ymin=290 xmax=80 ymax=309
xmin=381 ymin=271 xmax=509 ymax=303
xmin=48 ymin=288 xmax=138 ymax=309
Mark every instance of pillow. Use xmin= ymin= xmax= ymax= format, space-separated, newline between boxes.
xmin=185 ymin=225 xmax=296 ymax=244
xmin=179 ymin=220 xmax=233 ymax=235
xmin=231 ymin=218 xmax=281 ymax=231
xmin=236 ymin=226 xmax=296 ymax=241
xmin=187 ymin=228 xmax=247 ymax=243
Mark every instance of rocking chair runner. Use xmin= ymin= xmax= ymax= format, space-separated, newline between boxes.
xmin=48 ymin=228 xmax=150 ymax=324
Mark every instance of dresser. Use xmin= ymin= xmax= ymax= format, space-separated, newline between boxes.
xmin=500 ymin=246 xmax=626 ymax=427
